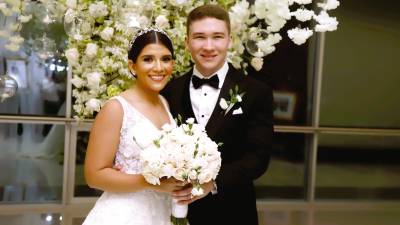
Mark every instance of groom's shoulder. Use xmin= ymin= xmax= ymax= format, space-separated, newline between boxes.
xmin=162 ymin=71 xmax=191 ymax=98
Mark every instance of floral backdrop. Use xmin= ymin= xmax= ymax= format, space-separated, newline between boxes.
xmin=0 ymin=0 xmax=339 ymax=119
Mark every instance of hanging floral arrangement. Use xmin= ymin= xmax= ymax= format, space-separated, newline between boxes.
xmin=58 ymin=0 xmax=339 ymax=119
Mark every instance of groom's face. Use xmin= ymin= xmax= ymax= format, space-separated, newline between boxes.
xmin=186 ymin=17 xmax=232 ymax=77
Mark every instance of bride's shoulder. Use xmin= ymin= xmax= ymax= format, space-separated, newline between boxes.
xmin=99 ymin=97 xmax=124 ymax=117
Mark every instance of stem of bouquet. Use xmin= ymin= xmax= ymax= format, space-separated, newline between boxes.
xmin=171 ymin=199 xmax=188 ymax=225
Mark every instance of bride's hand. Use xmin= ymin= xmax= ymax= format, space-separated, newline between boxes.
xmin=172 ymin=181 xmax=214 ymax=205
xmin=152 ymin=177 xmax=186 ymax=194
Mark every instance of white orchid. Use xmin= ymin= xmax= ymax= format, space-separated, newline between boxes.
xmin=288 ymin=27 xmax=313 ymax=45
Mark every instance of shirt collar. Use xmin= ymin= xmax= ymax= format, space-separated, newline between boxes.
xmin=192 ymin=61 xmax=229 ymax=89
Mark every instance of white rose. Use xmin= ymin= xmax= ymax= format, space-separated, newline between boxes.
xmin=100 ymin=27 xmax=114 ymax=41
xmin=65 ymin=48 xmax=79 ymax=65
xmin=85 ymin=43 xmax=98 ymax=58
xmin=155 ymin=15 xmax=169 ymax=29
xmin=86 ymin=72 xmax=102 ymax=88
xmin=85 ymin=98 xmax=101 ymax=113
xmin=219 ymin=98 xmax=229 ymax=110
xmin=250 ymin=57 xmax=263 ymax=71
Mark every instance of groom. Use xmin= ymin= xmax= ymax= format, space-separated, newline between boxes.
xmin=162 ymin=4 xmax=273 ymax=225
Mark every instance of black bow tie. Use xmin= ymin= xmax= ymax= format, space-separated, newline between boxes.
xmin=192 ymin=75 xmax=219 ymax=89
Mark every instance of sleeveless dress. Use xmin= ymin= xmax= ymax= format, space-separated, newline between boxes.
xmin=82 ymin=95 xmax=174 ymax=225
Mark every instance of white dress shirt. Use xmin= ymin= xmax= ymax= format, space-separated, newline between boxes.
xmin=190 ymin=62 xmax=229 ymax=126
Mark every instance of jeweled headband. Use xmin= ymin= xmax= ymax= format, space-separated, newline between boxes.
xmin=129 ymin=27 xmax=170 ymax=49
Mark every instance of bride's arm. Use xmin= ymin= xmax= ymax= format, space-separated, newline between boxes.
xmin=84 ymin=99 xmax=180 ymax=193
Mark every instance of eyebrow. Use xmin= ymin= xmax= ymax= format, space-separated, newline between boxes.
xmin=191 ymin=32 xmax=226 ymax=36
xmin=139 ymin=54 xmax=172 ymax=58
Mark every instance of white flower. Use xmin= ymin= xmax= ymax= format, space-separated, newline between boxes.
xmin=318 ymin=0 xmax=340 ymax=10
xmin=73 ymin=34 xmax=83 ymax=41
xmin=126 ymin=0 xmax=141 ymax=7
xmin=85 ymin=98 xmax=102 ymax=113
xmin=64 ymin=8 xmax=76 ymax=24
xmin=66 ymin=0 xmax=77 ymax=9
xmin=65 ymin=48 xmax=79 ymax=65
xmin=169 ymin=0 xmax=188 ymax=6
xmin=155 ymin=15 xmax=169 ymax=29
xmin=314 ymin=11 xmax=338 ymax=32
xmin=85 ymin=43 xmax=98 ymax=58
xmin=19 ymin=14 xmax=32 ymax=23
xmin=287 ymin=27 xmax=313 ymax=45
xmin=100 ymin=27 xmax=114 ymax=41
xmin=86 ymin=72 xmax=102 ymax=88
xmin=292 ymin=0 xmax=312 ymax=4
xmin=257 ymin=33 xmax=282 ymax=55
xmin=291 ymin=8 xmax=314 ymax=22
xmin=229 ymin=1 xmax=250 ymax=33
xmin=236 ymin=95 xmax=242 ymax=103
xmin=88 ymin=1 xmax=108 ymax=18
xmin=219 ymin=98 xmax=229 ymax=110
xmin=186 ymin=118 xmax=195 ymax=124
xmin=250 ymin=57 xmax=263 ymax=71
xmin=63 ymin=0 xmax=340 ymax=119
xmin=71 ymin=76 xmax=85 ymax=88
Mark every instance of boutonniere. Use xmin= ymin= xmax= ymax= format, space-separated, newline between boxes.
xmin=219 ymin=85 xmax=245 ymax=115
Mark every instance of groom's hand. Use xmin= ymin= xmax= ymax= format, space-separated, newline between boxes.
xmin=172 ymin=181 xmax=214 ymax=205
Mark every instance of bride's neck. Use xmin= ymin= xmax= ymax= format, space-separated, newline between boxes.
xmin=130 ymin=85 xmax=160 ymax=105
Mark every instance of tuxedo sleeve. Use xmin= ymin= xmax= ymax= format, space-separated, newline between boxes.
xmin=216 ymin=84 xmax=273 ymax=192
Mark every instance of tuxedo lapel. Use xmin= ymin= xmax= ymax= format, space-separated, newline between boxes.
xmin=181 ymin=72 xmax=197 ymax=122
xmin=205 ymin=66 xmax=243 ymax=138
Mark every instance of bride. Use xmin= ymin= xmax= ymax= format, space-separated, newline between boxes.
xmin=82 ymin=28 xmax=185 ymax=225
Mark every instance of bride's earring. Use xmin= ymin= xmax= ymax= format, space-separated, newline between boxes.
xmin=130 ymin=70 xmax=137 ymax=79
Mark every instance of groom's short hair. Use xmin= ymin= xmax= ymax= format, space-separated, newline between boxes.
xmin=186 ymin=4 xmax=231 ymax=35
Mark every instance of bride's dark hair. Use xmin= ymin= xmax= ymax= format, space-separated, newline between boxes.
xmin=128 ymin=29 xmax=174 ymax=62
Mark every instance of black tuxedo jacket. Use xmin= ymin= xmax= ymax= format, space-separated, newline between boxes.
xmin=162 ymin=65 xmax=273 ymax=225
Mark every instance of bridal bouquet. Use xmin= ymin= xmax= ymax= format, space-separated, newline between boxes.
xmin=139 ymin=117 xmax=222 ymax=225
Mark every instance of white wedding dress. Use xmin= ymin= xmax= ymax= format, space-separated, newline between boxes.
xmin=82 ymin=95 xmax=173 ymax=225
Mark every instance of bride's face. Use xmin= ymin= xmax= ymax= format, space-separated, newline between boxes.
xmin=129 ymin=43 xmax=174 ymax=93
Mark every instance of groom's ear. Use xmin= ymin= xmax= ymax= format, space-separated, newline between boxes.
xmin=184 ymin=37 xmax=189 ymax=50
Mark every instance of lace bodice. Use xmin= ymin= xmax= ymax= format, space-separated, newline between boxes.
xmin=113 ymin=95 xmax=174 ymax=174
xmin=82 ymin=95 xmax=174 ymax=225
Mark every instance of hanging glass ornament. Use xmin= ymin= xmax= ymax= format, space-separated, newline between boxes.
xmin=33 ymin=34 xmax=56 ymax=60
xmin=0 ymin=74 xmax=18 ymax=102
xmin=245 ymin=28 xmax=270 ymax=57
